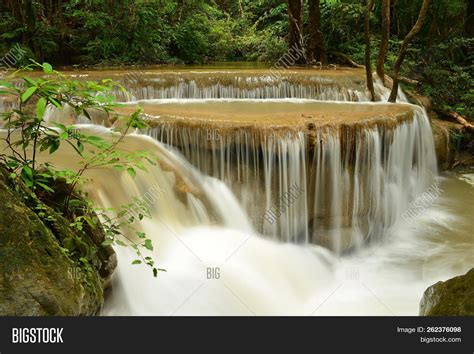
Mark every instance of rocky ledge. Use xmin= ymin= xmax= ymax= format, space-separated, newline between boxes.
xmin=419 ymin=268 xmax=474 ymax=316
xmin=0 ymin=166 xmax=116 ymax=316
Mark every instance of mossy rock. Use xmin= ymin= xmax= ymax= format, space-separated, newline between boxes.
xmin=0 ymin=166 xmax=116 ymax=315
xmin=419 ymin=269 xmax=474 ymax=316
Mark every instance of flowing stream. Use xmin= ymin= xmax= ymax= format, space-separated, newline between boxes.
xmin=72 ymin=125 xmax=469 ymax=316
xmin=102 ymin=172 xmax=474 ymax=315
xmin=24 ymin=124 xmax=470 ymax=316
xmin=2 ymin=66 xmax=472 ymax=315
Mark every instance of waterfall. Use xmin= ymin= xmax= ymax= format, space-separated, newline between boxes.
xmin=113 ymin=72 xmax=369 ymax=101
xmin=3 ymin=121 xmax=468 ymax=316
xmin=78 ymin=126 xmax=254 ymax=234
xmin=146 ymin=103 xmax=437 ymax=251
xmin=3 ymin=68 xmax=459 ymax=316
xmin=0 ymin=125 xmax=252 ymax=234
xmin=309 ymin=107 xmax=436 ymax=252
xmin=108 ymin=70 xmax=410 ymax=102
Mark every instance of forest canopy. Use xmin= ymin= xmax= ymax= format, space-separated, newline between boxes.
xmin=0 ymin=0 xmax=472 ymax=117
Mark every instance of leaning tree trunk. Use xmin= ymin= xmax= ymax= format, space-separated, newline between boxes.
xmin=307 ymin=0 xmax=327 ymax=65
xmin=388 ymin=0 xmax=430 ymax=102
xmin=287 ymin=0 xmax=306 ymax=64
xmin=365 ymin=0 xmax=376 ymax=101
xmin=376 ymin=0 xmax=391 ymax=83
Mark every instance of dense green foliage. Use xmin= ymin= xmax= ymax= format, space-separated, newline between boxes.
xmin=0 ymin=0 xmax=472 ymax=117
xmin=0 ymin=0 xmax=289 ymax=64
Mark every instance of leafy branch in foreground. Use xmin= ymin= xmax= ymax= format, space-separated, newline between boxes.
xmin=0 ymin=61 xmax=163 ymax=277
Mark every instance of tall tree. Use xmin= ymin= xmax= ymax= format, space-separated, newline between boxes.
xmin=365 ymin=0 xmax=376 ymax=101
xmin=287 ymin=0 xmax=306 ymax=64
xmin=376 ymin=0 xmax=391 ymax=83
xmin=307 ymin=0 xmax=327 ymax=65
xmin=388 ymin=0 xmax=430 ymax=102
xmin=467 ymin=0 xmax=474 ymax=38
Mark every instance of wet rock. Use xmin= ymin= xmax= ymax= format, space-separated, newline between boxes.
xmin=431 ymin=119 xmax=462 ymax=170
xmin=0 ymin=166 xmax=116 ymax=315
xmin=419 ymin=269 xmax=474 ymax=316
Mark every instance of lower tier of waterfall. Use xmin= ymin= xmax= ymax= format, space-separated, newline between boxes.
xmin=103 ymin=172 xmax=474 ymax=316
xmin=1 ymin=124 xmax=471 ymax=316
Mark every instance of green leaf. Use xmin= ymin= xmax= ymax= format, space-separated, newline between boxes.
xmin=59 ymin=131 xmax=69 ymax=140
xmin=42 ymin=63 xmax=53 ymax=74
xmin=116 ymin=240 xmax=127 ymax=247
xmin=49 ymin=139 xmax=60 ymax=154
xmin=127 ymin=167 xmax=136 ymax=177
xmin=23 ymin=77 xmax=37 ymax=87
xmin=21 ymin=165 xmax=34 ymax=187
xmin=21 ymin=86 xmax=37 ymax=102
xmin=48 ymin=97 xmax=61 ymax=108
xmin=143 ymin=239 xmax=153 ymax=251
xmin=101 ymin=239 xmax=113 ymax=247
xmin=0 ymin=81 xmax=15 ymax=89
xmin=36 ymin=182 xmax=54 ymax=193
xmin=136 ymin=231 xmax=146 ymax=239
xmin=36 ymin=97 xmax=47 ymax=120
xmin=52 ymin=122 xmax=67 ymax=131
xmin=68 ymin=199 xmax=86 ymax=207
xmin=132 ymin=260 xmax=142 ymax=265
xmin=77 ymin=141 xmax=84 ymax=153
xmin=22 ymin=165 xmax=33 ymax=179
xmin=5 ymin=161 xmax=19 ymax=169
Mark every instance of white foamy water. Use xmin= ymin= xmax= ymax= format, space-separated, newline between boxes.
xmin=102 ymin=173 xmax=473 ymax=316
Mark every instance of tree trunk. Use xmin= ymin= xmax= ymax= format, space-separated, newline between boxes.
xmin=287 ymin=0 xmax=306 ymax=64
xmin=376 ymin=0 xmax=391 ymax=83
xmin=446 ymin=112 xmax=474 ymax=133
xmin=25 ymin=1 xmax=39 ymax=60
xmin=467 ymin=0 xmax=474 ymax=38
xmin=388 ymin=0 xmax=430 ymax=102
xmin=365 ymin=0 xmax=376 ymax=101
xmin=307 ymin=0 xmax=327 ymax=65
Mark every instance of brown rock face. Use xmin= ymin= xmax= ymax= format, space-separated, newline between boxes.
xmin=0 ymin=167 xmax=116 ymax=316
xmin=431 ymin=119 xmax=463 ymax=170
xmin=420 ymin=268 xmax=474 ymax=316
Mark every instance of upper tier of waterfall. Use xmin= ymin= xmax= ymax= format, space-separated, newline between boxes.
xmin=0 ymin=67 xmax=407 ymax=117
xmin=5 ymin=67 xmax=378 ymax=102
xmin=52 ymin=67 xmax=369 ymax=101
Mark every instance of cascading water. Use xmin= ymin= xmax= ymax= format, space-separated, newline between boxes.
xmin=104 ymin=69 xmax=407 ymax=102
xmin=145 ymin=102 xmax=437 ymax=252
xmin=2 ymin=107 xmax=471 ymax=316
xmin=309 ymin=107 xmax=437 ymax=252
xmin=80 ymin=123 xmax=468 ymax=316
xmin=115 ymin=75 xmax=366 ymax=101
xmin=4 ymin=67 xmax=471 ymax=316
